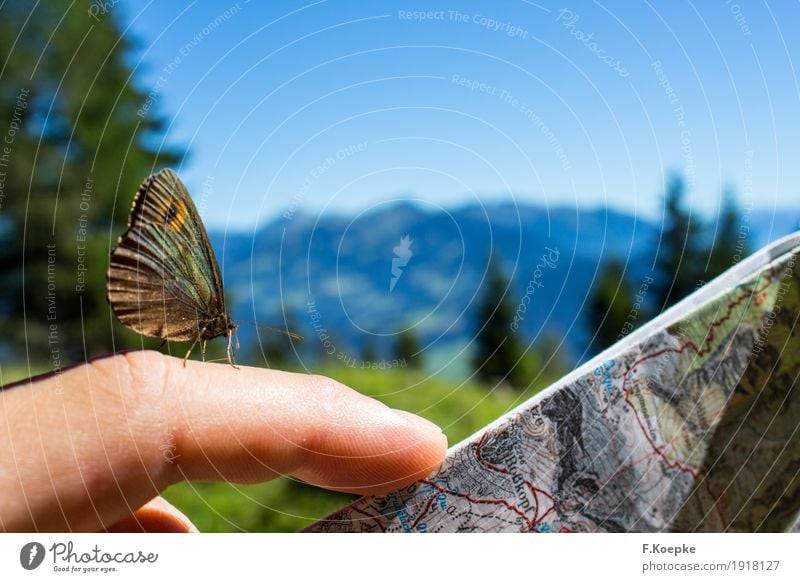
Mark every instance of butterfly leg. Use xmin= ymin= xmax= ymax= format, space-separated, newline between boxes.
xmin=201 ymin=340 xmax=207 ymax=361
xmin=226 ymin=329 xmax=240 ymax=370
xmin=183 ymin=330 xmax=206 ymax=367
xmin=183 ymin=339 xmax=199 ymax=367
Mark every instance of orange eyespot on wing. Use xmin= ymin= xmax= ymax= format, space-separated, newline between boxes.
xmin=161 ymin=198 xmax=188 ymax=232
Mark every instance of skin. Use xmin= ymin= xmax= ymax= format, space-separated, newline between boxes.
xmin=0 ymin=351 xmax=447 ymax=532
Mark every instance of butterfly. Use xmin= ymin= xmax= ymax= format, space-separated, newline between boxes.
xmin=107 ymin=168 xmax=239 ymax=366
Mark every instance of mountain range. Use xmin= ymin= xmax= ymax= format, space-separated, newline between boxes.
xmin=210 ymin=202 xmax=800 ymax=376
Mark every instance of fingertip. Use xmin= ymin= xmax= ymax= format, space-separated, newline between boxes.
xmin=369 ymin=410 xmax=448 ymax=494
xmin=296 ymin=407 xmax=448 ymax=496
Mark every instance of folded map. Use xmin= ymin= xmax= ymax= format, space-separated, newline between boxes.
xmin=307 ymin=233 xmax=800 ymax=532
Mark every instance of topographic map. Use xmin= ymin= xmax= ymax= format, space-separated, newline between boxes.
xmin=308 ymin=233 xmax=800 ymax=533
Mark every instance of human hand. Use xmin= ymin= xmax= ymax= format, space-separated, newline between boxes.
xmin=0 ymin=351 xmax=447 ymax=532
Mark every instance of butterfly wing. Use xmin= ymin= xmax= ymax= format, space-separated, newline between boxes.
xmin=107 ymin=169 xmax=228 ymax=342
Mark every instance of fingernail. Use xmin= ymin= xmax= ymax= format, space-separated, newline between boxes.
xmin=392 ymin=409 xmax=445 ymax=436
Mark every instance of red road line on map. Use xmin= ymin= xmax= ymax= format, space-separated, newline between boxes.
xmin=693 ymin=281 xmax=763 ymax=357
xmin=532 ymin=488 xmax=556 ymax=527
xmin=622 ymin=366 xmax=701 ymax=477
xmin=409 ymin=495 xmax=437 ymax=530
xmin=619 ymin=281 xmax=774 ymax=478
xmin=531 ymin=494 xmax=555 ymax=530
xmin=474 ymin=433 xmax=556 ymax=525
xmin=420 ymin=478 xmax=535 ymax=528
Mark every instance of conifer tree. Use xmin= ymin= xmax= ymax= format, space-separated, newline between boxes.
xmin=586 ymin=258 xmax=636 ymax=353
xmin=0 ymin=1 xmax=181 ymax=362
xmin=652 ymin=175 xmax=704 ymax=310
xmin=392 ymin=328 xmax=423 ymax=369
xmin=471 ymin=257 xmax=527 ymax=388
xmin=707 ymin=189 xmax=748 ymax=278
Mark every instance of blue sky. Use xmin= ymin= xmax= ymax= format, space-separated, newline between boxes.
xmin=120 ymin=1 xmax=800 ymax=229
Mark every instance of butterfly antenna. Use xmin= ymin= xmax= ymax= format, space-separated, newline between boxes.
xmin=237 ymin=320 xmax=304 ymax=340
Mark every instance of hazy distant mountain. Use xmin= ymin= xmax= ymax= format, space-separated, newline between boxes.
xmin=211 ymin=202 xmax=799 ymax=374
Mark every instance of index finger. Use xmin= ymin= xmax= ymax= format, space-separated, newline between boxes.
xmin=0 ymin=351 xmax=447 ymax=531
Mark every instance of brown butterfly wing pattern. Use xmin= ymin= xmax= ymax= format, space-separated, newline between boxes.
xmin=107 ymin=169 xmax=234 ymax=359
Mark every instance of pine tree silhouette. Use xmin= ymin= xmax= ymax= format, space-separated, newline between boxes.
xmin=471 ymin=256 xmax=527 ymax=389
